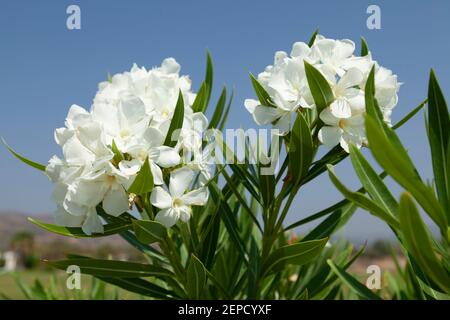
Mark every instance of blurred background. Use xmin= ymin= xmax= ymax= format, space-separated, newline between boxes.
xmin=0 ymin=0 xmax=449 ymax=298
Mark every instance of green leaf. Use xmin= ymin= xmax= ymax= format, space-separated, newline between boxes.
xmin=250 ymin=73 xmax=274 ymax=107
xmin=111 ymin=139 xmax=124 ymax=164
xmin=208 ymin=182 xmax=249 ymax=264
xmin=192 ymin=82 xmax=208 ymax=113
xmin=164 ymin=90 xmax=185 ymax=147
xmin=186 ymin=255 xmax=207 ymax=299
xmin=2 ymin=138 xmax=46 ymax=171
xmin=349 ymin=144 xmax=398 ymax=216
xmin=97 ymin=276 xmax=177 ymax=299
xmin=132 ymin=220 xmax=167 ymax=244
xmin=302 ymin=204 xmax=357 ymax=241
xmin=308 ymin=28 xmax=319 ymax=47
xmin=365 ymin=66 xmax=418 ymax=172
xmin=360 ymin=37 xmax=369 ymax=56
xmin=366 ymin=116 xmax=447 ymax=232
xmin=365 ymin=67 xmax=447 ymax=232
xmin=304 ymin=60 xmax=334 ymax=113
xmin=398 ymin=192 xmax=450 ymax=293
xmin=289 ymin=113 xmax=314 ymax=186
xmin=204 ymin=51 xmax=214 ymax=110
xmin=128 ymin=157 xmax=154 ymax=195
xmin=208 ymin=86 xmax=227 ymax=129
xmin=262 ymin=238 xmax=328 ymax=275
xmin=28 ymin=218 xmax=132 ymax=238
xmin=48 ymin=259 xmax=174 ymax=278
xmin=218 ymin=89 xmax=233 ymax=131
xmin=327 ymin=165 xmax=400 ymax=229
xmin=427 ymin=69 xmax=450 ymax=214
xmin=327 ymin=259 xmax=382 ymax=300
xmin=392 ymin=99 xmax=427 ymax=130
xmin=247 ymin=237 xmax=260 ymax=299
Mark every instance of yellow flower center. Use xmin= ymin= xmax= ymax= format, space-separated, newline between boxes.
xmin=120 ymin=129 xmax=131 ymax=139
xmin=172 ymin=198 xmax=184 ymax=208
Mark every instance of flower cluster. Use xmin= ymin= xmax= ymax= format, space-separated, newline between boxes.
xmin=46 ymin=58 xmax=210 ymax=234
xmin=245 ymin=35 xmax=400 ymax=152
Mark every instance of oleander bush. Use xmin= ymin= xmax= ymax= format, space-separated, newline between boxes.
xmin=4 ymin=31 xmax=449 ymax=300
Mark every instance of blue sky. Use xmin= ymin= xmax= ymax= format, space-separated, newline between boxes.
xmin=0 ymin=0 xmax=449 ymax=242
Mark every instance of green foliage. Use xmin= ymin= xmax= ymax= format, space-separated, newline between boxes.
xmin=330 ymin=67 xmax=450 ymax=298
xmin=11 ymin=38 xmax=441 ymax=300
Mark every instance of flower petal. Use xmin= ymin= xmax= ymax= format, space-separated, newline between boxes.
xmin=150 ymin=161 xmax=164 ymax=185
xmin=153 ymin=146 xmax=181 ymax=168
xmin=54 ymin=206 xmax=84 ymax=227
xmin=178 ymin=206 xmax=192 ymax=223
xmin=319 ymin=108 xmax=340 ymax=126
xmin=253 ymin=106 xmax=283 ymax=125
xmin=244 ymin=99 xmax=260 ymax=114
xmin=82 ymin=208 xmax=104 ymax=235
xmin=150 ymin=187 xmax=172 ymax=209
xmin=318 ymin=126 xmax=343 ymax=148
xmin=103 ymin=187 xmax=129 ymax=217
xmin=169 ymin=167 xmax=194 ymax=197
xmin=181 ymin=187 xmax=208 ymax=206
xmin=155 ymin=208 xmax=179 ymax=227
xmin=329 ymin=99 xmax=352 ymax=119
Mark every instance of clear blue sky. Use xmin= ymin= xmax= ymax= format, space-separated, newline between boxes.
xmin=1 ymin=0 xmax=449 ymax=242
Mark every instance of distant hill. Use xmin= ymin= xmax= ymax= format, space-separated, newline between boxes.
xmin=0 ymin=211 xmax=128 ymax=254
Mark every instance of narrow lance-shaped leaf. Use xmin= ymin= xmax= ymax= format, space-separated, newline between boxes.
xmin=132 ymin=220 xmax=167 ymax=244
xmin=302 ymin=203 xmax=357 ymax=241
xmin=97 ymin=277 xmax=178 ymax=299
xmin=327 ymin=259 xmax=382 ymax=300
xmin=250 ymin=73 xmax=274 ymax=107
xmin=398 ymin=192 xmax=450 ymax=293
xmin=327 ymin=165 xmax=400 ymax=229
xmin=365 ymin=67 xmax=447 ymax=232
xmin=2 ymin=138 xmax=46 ymax=171
xmin=289 ymin=112 xmax=314 ymax=186
xmin=304 ymin=60 xmax=334 ymax=113
xmin=366 ymin=116 xmax=447 ymax=232
xmin=427 ymin=69 xmax=450 ymax=214
xmin=128 ymin=157 xmax=154 ymax=195
xmin=365 ymin=66 xmax=418 ymax=173
xmin=262 ymin=238 xmax=328 ymax=276
xmin=28 ymin=218 xmax=132 ymax=238
xmin=164 ymin=90 xmax=185 ymax=147
xmin=360 ymin=37 xmax=369 ymax=56
xmin=308 ymin=28 xmax=319 ymax=47
xmin=186 ymin=255 xmax=207 ymax=299
xmin=204 ymin=51 xmax=214 ymax=110
xmin=349 ymin=144 xmax=398 ymax=216
xmin=111 ymin=139 xmax=124 ymax=164
xmin=48 ymin=259 xmax=174 ymax=278
xmin=208 ymin=86 xmax=227 ymax=129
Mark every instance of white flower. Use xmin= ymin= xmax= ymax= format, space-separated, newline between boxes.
xmin=246 ymin=35 xmax=400 ymax=152
xmin=150 ymin=167 xmax=208 ymax=227
xmin=63 ymin=162 xmax=131 ymax=218
xmin=311 ymin=36 xmax=356 ymax=76
xmin=92 ymin=96 xmax=151 ymax=153
xmin=245 ymin=45 xmax=317 ymax=134
xmin=127 ymin=127 xmax=181 ymax=184
xmin=318 ymin=109 xmax=366 ymax=152
xmin=186 ymin=144 xmax=214 ymax=186
xmin=47 ymin=58 xmax=210 ymax=233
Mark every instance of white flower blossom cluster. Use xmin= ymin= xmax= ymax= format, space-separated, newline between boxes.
xmin=46 ymin=58 xmax=210 ymax=234
xmin=245 ymin=35 xmax=400 ymax=152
